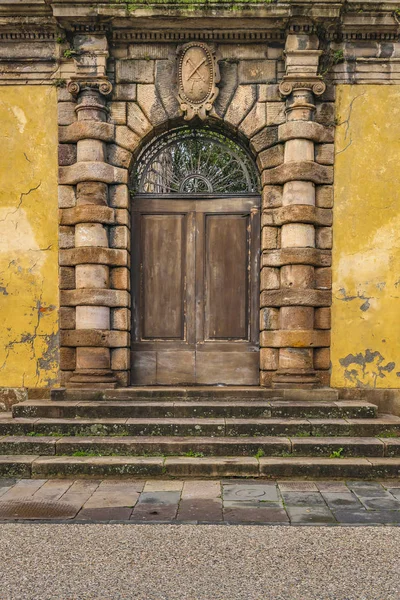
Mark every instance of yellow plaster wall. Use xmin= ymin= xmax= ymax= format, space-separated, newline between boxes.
xmin=0 ymin=87 xmax=59 ymax=388
xmin=332 ymin=85 xmax=400 ymax=388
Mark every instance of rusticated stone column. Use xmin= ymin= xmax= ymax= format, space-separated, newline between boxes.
xmin=261 ymin=28 xmax=333 ymax=389
xmin=59 ymin=81 xmax=128 ymax=388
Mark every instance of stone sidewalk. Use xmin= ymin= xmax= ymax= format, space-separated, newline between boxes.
xmin=0 ymin=478 xmax=400 ymax=524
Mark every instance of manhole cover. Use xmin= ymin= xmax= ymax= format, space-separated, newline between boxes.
xmin=278 ymin=482 xmax=318 ymax=492
xmin=0 ymin=499 xmax=78 ymax=520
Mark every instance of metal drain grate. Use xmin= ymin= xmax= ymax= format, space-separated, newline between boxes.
xmin=0 ymin=499 xmax=78 ymax=520
xmin=278 ymin=482 xmax=318 ymax=492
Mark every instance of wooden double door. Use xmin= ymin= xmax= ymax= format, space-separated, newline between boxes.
xmin=131 ymin=196 xmax=260 ymax=385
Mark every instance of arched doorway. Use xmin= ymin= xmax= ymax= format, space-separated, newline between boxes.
xmin=130 ymin=127 xmax=261 ymax=385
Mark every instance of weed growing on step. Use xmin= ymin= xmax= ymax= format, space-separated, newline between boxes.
xmin=329 ymin=447 xmax=345 ymax=459
xmin=254 ymin=448 xmax=265 ymax=459
xmin=183 ymin=450 xmax=205 ymax=458
xmin=379 ymin=430 xmax=400 ymax=438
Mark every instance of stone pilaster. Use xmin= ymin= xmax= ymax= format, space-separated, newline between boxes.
xmin=262 ymin=28 xmax=333 ymax=389
xmin=58 ymin=33 xmax=129 ymax=388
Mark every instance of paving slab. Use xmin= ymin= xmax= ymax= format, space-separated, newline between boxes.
xmin=320 ymin=492 xmax=364 ymax=511
xmin=333 ymin=509 xmax=400 ymax=524
xmin=177 ymin=498 xmax=223 ymax=522
xmin=76 ymin=507 xmax=133 ymax=521
xmin=281 ymin=491 xmax=327 ymax=507
xmin=223 ymin=483 xmax=280 ymax=503
xmin=144 ymin=480 xmax=184 ymax=492
xmin=286 ymin=505 xmax=336 ymax=524
xmin=33 ymin=480 xmax=74 ymax=502
xmin=224 ymin=506 xmax=289 ymax=523
xmin=182 ymin=480 xmax=221 ymax=499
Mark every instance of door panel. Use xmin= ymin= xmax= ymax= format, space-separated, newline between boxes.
xmin=131 ymin=197 xmax=260 ymax=385
xmin=205 ymin=214 xmax=249 ymax=340
xmin=142 ymin=214 xmax=185 ymax=340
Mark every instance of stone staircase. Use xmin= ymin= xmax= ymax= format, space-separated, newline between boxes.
xmin=0 ymin=387 xmax=400 ymax=479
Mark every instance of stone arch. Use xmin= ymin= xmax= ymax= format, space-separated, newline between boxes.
xmin=57 ymin=44 xmax=333 ymax=388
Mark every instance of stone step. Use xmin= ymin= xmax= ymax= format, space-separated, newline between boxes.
xmin=13 ymin=400 xmax=378 ymax=420
xmin=2 ymin=415 xmax=400 ymax=437
xmin=0 ymin=435 xmax=396 ymax=458
xmin=1 ymin=455 xmax=400 ymax=479
xmin=50 ymin=387 xmax=339 ymax=403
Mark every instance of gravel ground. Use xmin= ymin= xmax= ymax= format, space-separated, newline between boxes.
xmin=0 ymin=524 xmax=399 ymax=599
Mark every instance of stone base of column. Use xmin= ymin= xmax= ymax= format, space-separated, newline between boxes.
xmin=67 ymin=369 xmax=118 ymax=389
xmin=272 ymin=369 xmax=320 ymax=389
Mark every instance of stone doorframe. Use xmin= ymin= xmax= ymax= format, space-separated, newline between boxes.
xmin=57 ymin=24 xmax=333 ymax=389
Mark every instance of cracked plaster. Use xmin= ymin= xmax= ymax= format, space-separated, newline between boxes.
xmin=0 ymin=86 xmax=59 ymax=389
xmin=332 ymin=85 xmax=400 ymax=388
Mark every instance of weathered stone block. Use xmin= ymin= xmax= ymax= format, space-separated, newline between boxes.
xmin=279 ymin=347 xmax=313 ymax=370
xmin=155 ymin=59 xmax=181 ymax=119
xmin=261 ymin=288 xmax=331 ymax=307
xmin=60 ymin=247 xmax=128 ymax=267
xmin=60 ymin=289 xmax=130 ymax=307
xmin=238 ymin=60 xmax=276 ymax=84
xmin=316 ymin=185 xmax=334 ymax=208
xmin=76 ymin=306 xmax=110 ymax=329
xmin=116 ymin=59 xmax=155 ymax=84
xmin=109 ymin=102 xmax=127 ymax=125
xmin=280 ymin=265 xmax=315 ymax=289
xmin=262 ymin=162 xmax=333 ymax=186
xmin=314 ymin=307 xmax=331 ymax=329
xmin=59 ymin=122 xmax=115 ymax=144
xmin=262 ymin=185 xmax=282 ymax=208
xmin=260 ymin=370 xmax=274 ymax=387
xmin=60 ymin=267 xmax=75 ymax=290
xmin=257 ymin=144 xmax=284 ymax=171
xmin=213 ymin=61 xmax=238 ymax=118
xmin=113 ymin=83 xmax=137 ymax=101
xmin=266 ymin=102 xmax=286 ymax=126
xmin=59 ymin=225 xmax=75 ymax=249
xmin=58 ymin=186 xmax=76 ymax=209
xmin=260 ymin=267 xmax=280 ymax=290
xmin=281 ymin=223 xmax=315 ymax=248
xmin=250 ymin=126 xmax=278 ymax=153
xmin=260 ymin=307 xmax=280 ymax=331
xmin=60 ymin=347 xmax=76 ymax=371
xmin=76 ymin=347 xmax=110 ymax=370
xmin=76 ymin=265 xmax=109 ymax=289
xmin=137 ymin=84 xmax=167 ymax=126
xmin=110 ymin=267 xmax=130 ymax=290
xmin=59 ymin=307 xmax=76 ymax=330
xmin=262 ymin=248 xmax=331 ymax=268
xmin=115 ymin=126 xmax=140 ymax=152
xmin=58 ymin=144 xmax=77 ymax=166
xmin=315 ymin=102 xmax=335 ymax=127
xmin=260 ymin=348 xmax=279 ymax=370
xmin=115 ymin=209 xmax=130 ymax=227
xmin=75 ymin=223 xmax=108 ymax=248
xmin=77 ymin=182 xmax=108 ymax=206
xmin=109 ymin=185 xmax=129 ymax=209
xmin=261 ymin=226 xmax=279 ymax=250
xmin=258 ymin=84 xmax=281 ymax=102
xmin=111 ymin=348 xmax=130 ymax=371
xmin=314 ymin=347 xmax=330 ymax=369
xmin=225 ymin=85 xmax=257 ymax=128
xmin=261 ymin=329 xmax=330 ymax=348
xmin=315 ymin=267 xmax=332 ymax=289
xmin=315 ymin=144 xmax=334 ymax=165
xmin=76 ymin=139 xmax=105 ymax=163
xmin=280 ymin=306 xmax=314 ymax=330
xmin=110 ymin=226 xmax=130 ymax=249
xmin=61 ymin=205 xmax=115 ymax=226
xmin=262 ymin=206 xmax=332 ymax=227
xmin=278 ymin=121 xmax=334 ymax=144
xmin=61 ymin=329 xmax=129 ymax=348
xmin=239 ymin=102 xmax=267 ymax=139
xmin=59 ymin=162 xmax=128 ymax=185
xmin=127 ymin=102 xmax=152 ymax=138
xmin=111 ymin=308 xmax=131 ymax=331
xmin=107 ymin=144 xmax=132 ymax=169
xmin=58 ymin=102 xmax=76 ymax=126
xmin=316 ymin=227 xmax=333 ymax=249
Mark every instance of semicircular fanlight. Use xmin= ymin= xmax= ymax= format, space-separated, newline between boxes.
xmin=131 ymin=127 xmax=259 ymax=195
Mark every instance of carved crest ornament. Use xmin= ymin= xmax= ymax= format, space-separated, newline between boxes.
xmin=177 ymin=42 xmax=220 ymax=121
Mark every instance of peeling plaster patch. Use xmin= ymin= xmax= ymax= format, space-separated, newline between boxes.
xmin=337 ymin=288 xmax=371 ymax=312
xmin=10 ymin=105 xmax=27 ymax=133
xmin=0 ymin=287 xmax=8 ymax=296
xmin=340 ymin=349 xmax=396 ymax=388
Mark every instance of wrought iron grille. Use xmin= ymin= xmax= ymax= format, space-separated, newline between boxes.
xmin=131 ymin=127 xmax=259 ymax=196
